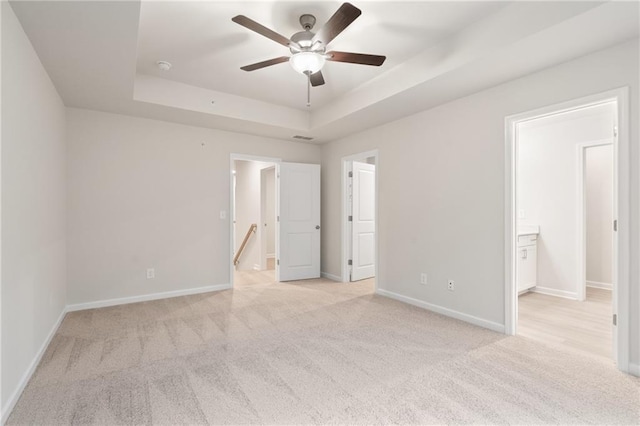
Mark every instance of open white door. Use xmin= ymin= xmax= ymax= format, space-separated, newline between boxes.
xmin=351 ymin=161 xmax=376 ymax=281
xmin=278 ymin=162 xmax=321 ymax=281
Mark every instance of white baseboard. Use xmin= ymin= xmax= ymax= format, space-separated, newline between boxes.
xmin=376 ymin=288 xmax=505 ymax=333
xmin=1 ymin=307 xmax=67 ymax=425
xmin=253 ymin=264 xmax=261 ymax=271
xmin=321 ymin=272 xmax=343 ymax=282
xmin=532 ymin=286 xmax=578 ymax=300
xmin=586 ymin=280 xmax=612 ymax=290
xmin=66 ymin=283 xmax=232 ymax=312
xmin=629 ymin=363 xmax=640 ymax=377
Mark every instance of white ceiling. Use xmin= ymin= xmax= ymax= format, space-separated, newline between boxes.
xmin=136 ymin=1 xmax=506 ymax=110
xmin=8 ymin=1 xmax=640 ymax=144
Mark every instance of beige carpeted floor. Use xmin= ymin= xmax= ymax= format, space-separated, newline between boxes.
xmin=8 ymin=277 xmax=640 ymax=425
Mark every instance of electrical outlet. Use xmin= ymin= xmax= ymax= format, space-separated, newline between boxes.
xmin=147 ymin=268 xmax=155 ymax=279
xmin=420 ymin=273 xmax=428 ymax=285
xmin=447 ymin=279 xmax=455 ymax=291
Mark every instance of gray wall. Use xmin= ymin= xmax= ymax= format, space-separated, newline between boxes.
xmin=66 ymin=108 xmax=320 ymax=304
xmin=321 ymin=39 xmax=639 ymax=365
xmin=1 ymin=3 xmax=68 ymax=413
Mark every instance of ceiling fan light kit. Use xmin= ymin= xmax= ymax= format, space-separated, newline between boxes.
xmin=290 ymin=52 xmax=325 ymax=74
xmin=232 ymin=2 xmax=386 ymax=107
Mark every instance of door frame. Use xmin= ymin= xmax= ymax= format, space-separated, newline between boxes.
xmin=576 ymin=139 xmax=614 ymax=302
xmin=504 ymin=87 xmax=629 ymax=373
xmin=229 ymin=154 xmax=281 ymax=288
xmin=260 ymin=166 xmax=276 ymax=273
xmin=341 ymin=150 xmax=379 ymax=289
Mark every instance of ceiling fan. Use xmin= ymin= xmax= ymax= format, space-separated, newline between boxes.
xmin=232 ymin=2 xmax=386 ymax=106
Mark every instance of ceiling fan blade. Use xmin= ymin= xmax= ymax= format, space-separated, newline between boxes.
xmin=312 ymin=3 xmax=361 ymax=46
xmin=232 ymin=15 xmax=296 ymax=49
xmin=240 ymin=56 xmax=290 ymax=72
xmin=310 ymin=71 xmax=325 ymax=87
xmin=326 ymin=51 xmax=386 ymax=66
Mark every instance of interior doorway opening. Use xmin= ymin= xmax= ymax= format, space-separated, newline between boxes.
xmin=505 ymin=88 xmax=630 ymax=373
xmin=230 ymin=155 xmax=322 ymax=288
xmin=230 ymin=155 xmax=280 ymax=288
xmin=342 ymin=150 xmax=378 ymax=288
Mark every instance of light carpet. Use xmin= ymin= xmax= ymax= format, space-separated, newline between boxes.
xmin=7 ymin=278 xmax=640 ymax=424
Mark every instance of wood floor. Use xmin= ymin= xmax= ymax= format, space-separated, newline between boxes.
xmin=518 ymin=287 xmax=612 ymax=362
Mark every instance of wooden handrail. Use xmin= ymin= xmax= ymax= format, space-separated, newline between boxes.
xmin=234 ymin=223 xmax=257 ymax=266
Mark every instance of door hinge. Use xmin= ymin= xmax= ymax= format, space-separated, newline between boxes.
xmin=613 ymin=314 xmax=617 ymax=326
xmin=277 ymin=259 xmax=280 ymax=266
xmin=613 ymin=126 xmax=618 ymax=137
xmin=348 ymin=259 xmax=352 ymax=266
xmin=348 ymin=171 xmax=353 ymax=178
xmin=348 ymin=215 xmax=352 ymax=222
xmin=277 ymin=215 xmax=280 ymax=222
xmin=613 ymin=219 xmax=618 ymax=231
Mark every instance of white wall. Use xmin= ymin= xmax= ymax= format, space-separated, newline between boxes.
xmin=1 ymin=2 xmax=67 ymax=415
xmin=67 ymin=108 xmax=320 ymax=305
xmin=517 ymin=103 xmax=614 ymax=297
xmin=586 ymin=144 xmax=614 ymax=286
xmin=320 ymin=39 xmax=639 ymax=364
xmin=234 ymin=160 xmax=273 ymax=271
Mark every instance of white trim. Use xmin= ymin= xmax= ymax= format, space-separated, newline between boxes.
xmin=266 ymin=253 xmax=275 ymax=259
xmin=341 ymin=150 xmax=379 ymax=288
xmin=531 ymin=286 xmax=578 ymax=300
xmin=259 ymin=165 xmax=276 ymax=272
xmin=377 ymin=289 xmax=505 ymax=333
xmin=1 ymin=308 xmax=67 ymax=425
xmin=321 ymin=272 xmax=342 ymax=282
xmin=504 ymin=107 xmax=518 ymax=336
xmin=66 ymin=284 xmax=231 ymax=312
xmin=504 ymin=87 xmax=630 ymax=373
xmin=230 ymin=154 xmax=281 ymax=288
xmin=576 ymin=138 xmax=614 ymax=302
xmin=586 ymin=280 xmax=612 ymax=290
xmin=629 ymin=363 xmax=640 ymax=378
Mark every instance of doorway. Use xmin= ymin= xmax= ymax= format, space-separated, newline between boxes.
xmin=504 ymin=88 xmax=630 ymax=372
xmin=229 ymin=154 xmax=322 ymax=288
xmin=232 ymin=157 xmax=278 ymax=288
xmin=342 ymin=150 xmax=378 ymax=288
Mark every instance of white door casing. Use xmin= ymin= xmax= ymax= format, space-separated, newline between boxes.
xmin=504 ymin=88 xmax=629 ymax=373
xmin=278 ymin=162 xmax=321 ymax=281
xmin=351 ymin=161 xmax=376 ymax=281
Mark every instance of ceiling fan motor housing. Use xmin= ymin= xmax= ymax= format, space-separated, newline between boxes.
xmin=291 ymin=31 xmax=316 ymax=50
xmin=299 ymin=14 xmax=316 ymax=31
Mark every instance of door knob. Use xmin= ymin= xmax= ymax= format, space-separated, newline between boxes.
xmin=316 ymin=225 xmax=320 ymax=230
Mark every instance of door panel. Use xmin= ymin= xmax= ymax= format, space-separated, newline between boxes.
xmin=278 ymin=162 xmax=320 ymax=281
xmin=351 ymin=161 xmax=375 ymax=281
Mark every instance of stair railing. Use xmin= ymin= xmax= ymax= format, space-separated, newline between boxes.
xmin=234 ymin=223 xmax=257 ymax=266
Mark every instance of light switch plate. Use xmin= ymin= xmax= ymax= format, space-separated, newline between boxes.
xmin=220 ymin=210 xmax=226 ymax=219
